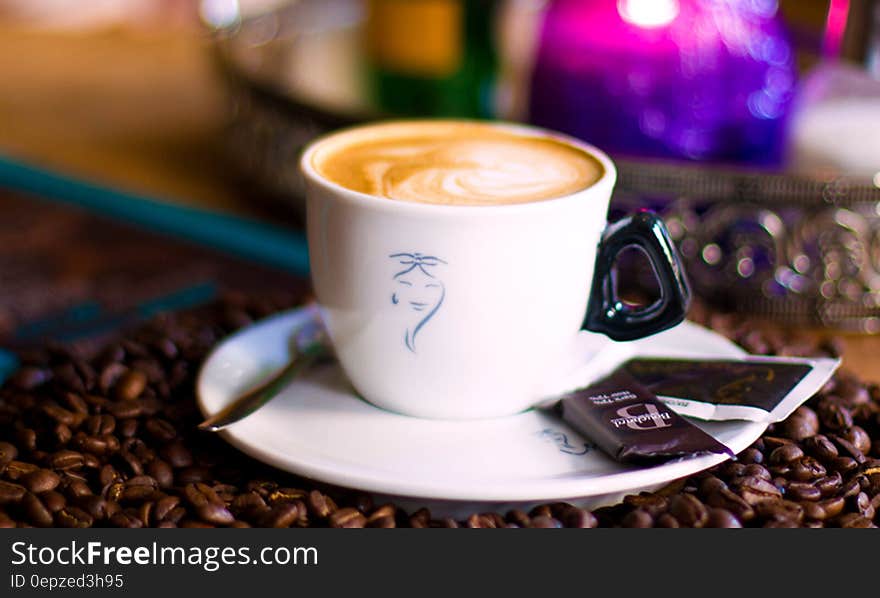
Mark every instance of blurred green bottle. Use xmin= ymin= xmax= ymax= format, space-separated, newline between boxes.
xmin=366 ymin=0 xmax=499 ymax=118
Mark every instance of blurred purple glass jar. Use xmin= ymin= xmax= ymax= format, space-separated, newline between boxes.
xmin=528 ymin=0 xmax=796 ymax=166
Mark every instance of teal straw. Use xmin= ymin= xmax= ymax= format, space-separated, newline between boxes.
xmin=0 ymin=155 xmax=310 ymax=275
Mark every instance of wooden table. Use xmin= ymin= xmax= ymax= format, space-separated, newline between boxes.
xmin=0 ymin=24 xmax=877 ymax=383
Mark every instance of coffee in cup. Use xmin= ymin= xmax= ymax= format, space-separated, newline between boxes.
xmin=301 ymin=120 xmax=689 ymax=419
xmin=309 ymin=121 xmax=603 ymax=206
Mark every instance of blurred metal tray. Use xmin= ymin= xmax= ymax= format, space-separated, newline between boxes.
xmin=206 ymin=0 xmax=880 ymax=332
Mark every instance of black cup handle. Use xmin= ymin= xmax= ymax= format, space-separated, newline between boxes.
xmin=583 ymin=210 xmax=691 ymax=341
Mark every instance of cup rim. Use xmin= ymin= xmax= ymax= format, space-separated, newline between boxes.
xmin=299 ymin=118 xmax=617 ymax=215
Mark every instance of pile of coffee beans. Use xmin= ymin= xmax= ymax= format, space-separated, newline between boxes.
xmin=1 ymin=294 xmax=878 ymax=528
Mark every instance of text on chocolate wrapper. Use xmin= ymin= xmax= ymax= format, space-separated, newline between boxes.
xmin=610 ymin=404 xmax=672 ymax=430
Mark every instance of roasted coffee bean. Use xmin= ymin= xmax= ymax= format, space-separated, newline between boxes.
xmin=705 ymin=508 xmax=742 ymax=528
xmin=109 ymin=401 xmax=142 ymax=420
xmin=121 ymin=485 xmax=157 ymax=503
xmin=183 ymin=483 xmax=218 ymax=509
xmin=706 ymin=487 xmax=755 ymax=521
xmin=761 ymin=436 xmax=794 ymax=451
xmin=85 ymin=414 xmax=115 ymax=436
xmin=408 ymin=508 xmax=431 ymax=528
xmin=621 ymin=509 xmax=653 ymax=528
xmin=14 ymin=429 xmax=36 ymax=452
xmin=51 ymin=450 xmax=84 ymax=470
xmin=830 ymin=435 xmax=866 ymax=464
xmin=231 ymin=492 xmax=266 ymax=514
xmin=734 ymin=476 xmax=782 ymax=505
xmin=41 ymin=491 xmax=66 ymax=513
xmin=53 ymin=424 xmax=72 ymax=445
xmin=834 ymin=378 xmax=870 ymax=408
xmin=623 ymin=493 xmax=668 ymax=516
xmin=818 ymin=402 xmax=853 ymax=431
xmin=11 ymin=366 xmax=52 ymax=390
xmin=502 ymin=510 xmax=529 ymax=529
xmin=197 ymin=503 xmax=235 ymax=526
xmin=61 ymin=392 xmax=89 ymax=415
xmin=526 ymin=504 xmax=552 ymax=520
xmin=815 ymin=472 xmax=843 ymax=497
xmin=180 ymin=520 xmax=215 ymax=528
xmin=114 ymin=370 xmax=147 ymax=402
xmin=99 ymin=465 xmax=120 ymax=487
xmin=763 ymin=519 xmax=800 ymax=528
xmin=769 ymin=443 xmax=804 ymax=465
xmin=562 ymin=508 xmax=597 ymax=528
xmin=529 ymin=515 xmax=562 ymax=528
xmin=22 ymin=492 xmax=53 ymax=527
xmin=668 ymin=494 xmax=709 ymax=528
xmin=63 ymin=479 xmax=92 ymax=499
xmin=755 ymin=499 xmax=803 ymax=524
xmin=109 ymin=512 xmax=143 ymax=528
xmin=785 ymin=482 xmax=821 ymax=502
xmin=55 ymin=506 xmax=93 ymax=528
xmin=74 ymin=435 xmax=109 ymax=456
xmin=845 ymin=426 xmax=871 ymax=455
xmin=75 ymin=495 xmax=115 ymax=520
xmin=306 ymin=490 xmax=335 ymax=519
xmin=0 ymin=441 xmax=16 ymax=464
xmin=829 ymin=456 xmax=859 ymax=475
xmin=803 ymin=435 xmax=838 ymax=462
xmin=105 ymin=483 xmax=125 ymax=503
xmin=161 ymin=441 xmax=192 ymax=468
xmin=266 ymin=488 xmax=305 ymax=505
xmin=819 ymin=497 xmax=846 ymax=519
xmin=99 ymin=363 xmax=128 ymax=395
xmin=41 ymin=402 xmax=76 ymax=426
xmin=362 ymin=504 xmax=394 ymax=525
xmin=742 ymin=464 xmax=772 ymax=481
xmin=118 ymin=419 xmax=138 ymax=438
xmin=738 ymin=447 xmax=764 ymax=464
xmin=146 ymin=460 xmax=173 ymax=489
xmin=789 ymin=457 xmax=826 ymax=482
xmin=21 ymin=469 xmax=60 ymax=494
xmin=0 ymin=481 xmax=27 ymax=504
xmin=837 ymin=513 xmax=877 ymax=528
xmin=367 ymin=515 xmax=396 ymax=528
xmin=176 ymin=466 xmax=211 ymax=484
xmin=801 ymin=501 xmax=826 ymax=521
xmin=0 ymin=511 xmax=15 ymax=528
xmin=655 ymin=513 xmax=680 ymax=528
xmin=347 ymin=493 xmax=373 ymax=514
xmin=330 ymin=507 xmax=367 ymax=528
xmin=699 ymin=476 xmax=727 ymax=496
xmin=154 ymin=496 xmax=181 ymax=522
xmin=144 ymin=418 xmax=176 ymax=442
xmin=779 ymin=407 xmax=819 ymax=441
xmin=840 ymin=478 xmax=862 ymax=499
xmin=53 ymin=363 xmax=85 ymax=394
xmin=850 ymin=492 xmax=875 ymax=520
xmin=117 ymin=451 xmax=143 ymax=477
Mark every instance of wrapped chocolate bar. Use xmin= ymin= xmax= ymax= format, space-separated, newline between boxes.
xmin=622 ymin=356 xmax=840 ymax=423
xmin=550 ymin=370 xmax=734 ymax=464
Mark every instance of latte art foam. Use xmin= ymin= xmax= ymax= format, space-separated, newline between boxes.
xmin=311 ymin=122 xmax=603 ymax=205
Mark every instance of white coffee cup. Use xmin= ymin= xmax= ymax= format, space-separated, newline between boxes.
xmin=301 ymin=121 xmax=689 ymax=419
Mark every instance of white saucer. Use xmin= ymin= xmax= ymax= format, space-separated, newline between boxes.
xmin=197 ymin=307 xmax=767 ymax=511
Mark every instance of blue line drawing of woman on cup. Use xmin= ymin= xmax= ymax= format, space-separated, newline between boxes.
xmin=390 ymin=252 xmax=447 ymax=353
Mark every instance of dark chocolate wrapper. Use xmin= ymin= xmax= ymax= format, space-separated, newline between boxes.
xmin=552 ymin=370 xmax=733 ymax=464
xmin=622 ymin=356 xmax=839 ymax=422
